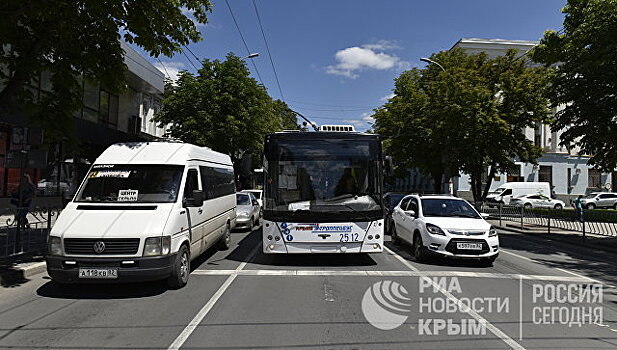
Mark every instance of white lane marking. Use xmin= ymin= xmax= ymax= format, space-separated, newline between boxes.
xmin=191 ymin=269 xmax=592 ymax=282
xmin=384 ymin=246 xmax=526 ymax=350
xmin=500 ymin=249 xmax=601 ymax=284
xmin=168 ymin=245 xmax=259 ymax=350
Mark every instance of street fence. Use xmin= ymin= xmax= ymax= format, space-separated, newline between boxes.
xmin=482 ymin=204 xmax=617 ymax=238
xmin=0 ymin=206 xmax=61 ymax=261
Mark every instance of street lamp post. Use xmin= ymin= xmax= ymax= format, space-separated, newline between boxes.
xmin=420 ymin=57 xmax=453 ymax=195
xmin=420 ymin=57 xmax=446 ymax=72
xmin=242 ymin=53 xmax=260 ymax=59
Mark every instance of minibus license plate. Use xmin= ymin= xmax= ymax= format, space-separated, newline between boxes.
xmin=456 ymin=243 xmax=482 ymax=250
xmin=78 ymin=268 xmax=118 ymax=279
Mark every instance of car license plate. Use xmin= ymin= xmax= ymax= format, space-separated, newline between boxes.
xmin=78 ymin=268 xmax=118 ymax=279
xmin=456 ymin=243 xmax=483 ymax=250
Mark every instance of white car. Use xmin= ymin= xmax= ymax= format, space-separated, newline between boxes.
xmin=581 ymin=192 xmax=617 ymax=210
xmin=510 ymin=194 xmax=565 ymax=209
xmin=391 ymin=195 xmax=499 ymax=265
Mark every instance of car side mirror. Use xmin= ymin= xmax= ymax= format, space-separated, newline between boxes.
xmin=184 ymin=190 xmax=204 ymax=207
xmin=252 ymin=199 xmax=259 ymax=206
xmin=404 ymin=210 xmax=416 ymax=218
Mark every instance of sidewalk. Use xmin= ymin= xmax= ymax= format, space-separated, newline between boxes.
xmin=488 ymin=219 xmax=617 ymax=254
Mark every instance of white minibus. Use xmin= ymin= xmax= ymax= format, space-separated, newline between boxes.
xmin=46 ymin=141 xmax=236 ymax=288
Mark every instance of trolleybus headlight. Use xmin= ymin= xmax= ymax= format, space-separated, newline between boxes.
xmin=375 ymin=234 xmax=380 ymax=239
xmin=267 ymin=235 xmax=273 ymax=241
xmin=268 ymin=244 xmax=275 ymax=250
xmin=49 ymin=236 xmax=62 ymax=256
xmin=274 ymin=236 xmax=280 ymax=241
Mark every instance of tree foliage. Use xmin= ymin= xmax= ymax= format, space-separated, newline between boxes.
xmin=154 ymin=53 xmax=297 ymax=185
xmin=0 ymin=0 xmax=212 ymax=141
xmin=532 ymin=0 xmax=617 ymax=171
xmin=373 ymin=48 xmax=552 ymax=202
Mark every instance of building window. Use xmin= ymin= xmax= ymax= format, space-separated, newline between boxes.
xmin=507 ymin=164 xmax=523 ymax=182
xmin=588 ymin=169 xmax=602 ymax=188
xmin=534 ymin=122 xmax=542 ymax=147
xmin=83 ymin=81 xmax=99 ymax=123
xmin=539 ymin=165 xmax=552 ymax=186
xmin=567 ymin=168 xmax=572 ymax=194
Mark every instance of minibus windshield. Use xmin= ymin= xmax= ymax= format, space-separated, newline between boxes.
xmin=76 ymin=164 xmax=184 ymax=203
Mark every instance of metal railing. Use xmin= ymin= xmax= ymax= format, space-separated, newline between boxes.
xmin=482 ymin=204 xmax=617 ymax=238
xmin=0 ymin=206 xmax=62 ymax=260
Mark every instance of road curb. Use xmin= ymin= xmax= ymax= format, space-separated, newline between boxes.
xmin=0 ymin=261 xmax=46 ymax=285
xmin=494 ymin=223 xmax=617 ymax=254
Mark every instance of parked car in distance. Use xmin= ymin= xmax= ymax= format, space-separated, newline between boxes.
xmin=511 ymin=194 xmax=565 ymax=209
xmin=486 ymin=182 xmax=551 ymax=206
xmin=391 ymin=195 xmax=499 ymax=265
xmin=581 ymin=192 xmax=617 ymax=210
xmin=37 ymin=179 xmax=70 ymax=196
xmin=235 ymin=192 xmax=261 ymax=231
xmin=242 ymin=189 xmax=263 ymax=208
xmin=383 ymin=192 xmax=406 ymax=235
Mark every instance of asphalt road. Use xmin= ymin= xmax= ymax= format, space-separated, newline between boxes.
xmin=1 ymin=225 xmax=616 ymax=350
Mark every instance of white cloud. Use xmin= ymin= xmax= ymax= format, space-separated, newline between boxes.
xmin=381 ymin=92 xmax=396 ymax=101
xmin=153 ymin=61 xmax=186 ymax=82
xmin=342 ymin=112 xmax=375 ymax=129
xmin=325 ymin=42 xmax=409 ymax=79
xmin=362 ymin=40 xmax=401 ymax=51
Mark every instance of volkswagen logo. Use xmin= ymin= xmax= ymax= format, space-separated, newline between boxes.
xmin=93 ymin=241 xmax=106 ymax=254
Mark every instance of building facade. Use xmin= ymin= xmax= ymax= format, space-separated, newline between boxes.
xmin=0 ymin=41 xmax=167 ymax=204
xmin=453 ymin=38 xmax=615 ymax=200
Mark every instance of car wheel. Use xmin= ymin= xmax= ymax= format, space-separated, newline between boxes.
xmin=218 ymin=223 xmax=232 ymax=250
xmin=413 ymin=233 xmax=428 ymax=262
xmin=167 ymin=245 xmax=190 ymax=289
xmin=554 ymin=204 xmax=563 ymax=210
xmin=586 ymin=203 xmax=595 ymax=210
xmin=524 ymin=203 xmax=532 ymax=209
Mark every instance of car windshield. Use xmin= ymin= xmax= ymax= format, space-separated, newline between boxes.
xmin=75 ymin=165 xmax=184 ymax=203
xmin=237 ymin=194 xmax=250 ymax=205
xmin=421 ymin=198 xmax=481 ymax=218
xmin=251 ymin=192 xmax=261 ymax=199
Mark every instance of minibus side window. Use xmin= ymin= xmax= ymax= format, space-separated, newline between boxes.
xmin=184 ymin=169 xmax=199 ymax=200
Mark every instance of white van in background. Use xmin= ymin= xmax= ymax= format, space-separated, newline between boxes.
xmin=46 ymin=142 xmax=236 ymax=288
xmin=486 ymin=182 xmax=551 ymax=206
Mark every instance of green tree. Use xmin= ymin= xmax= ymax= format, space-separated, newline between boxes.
xmin=374 ymin=48 xmax=551 ymax=202
xmin=154 ymin=53 xmax=293 ymax=187
xmin=532 ymin=0 xmax=617 ymax=171
xmin=0 ymin=0 xmax=212 ymax=141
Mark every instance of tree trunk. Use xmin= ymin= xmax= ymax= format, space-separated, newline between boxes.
xmin=480 ymin=164 xmax=497 ymax=202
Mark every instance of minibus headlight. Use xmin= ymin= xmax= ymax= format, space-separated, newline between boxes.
xmin=144 ymin=237 xmax=162 ymax=256
xmin=48 ymin=236 xmax=62 ymax=256
xmin=426 ymin=223 xmax=445 ymax=236
xmin=489 ymin=227 xmax=498 ymax=237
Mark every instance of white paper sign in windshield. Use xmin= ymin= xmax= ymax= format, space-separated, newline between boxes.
xmin=89 ymin=170 xmax=131 ymax=178
xmin=118 ymin=189 xmax=139 ymax=202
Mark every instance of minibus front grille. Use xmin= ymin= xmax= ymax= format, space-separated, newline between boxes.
xmin=64 ymin=238 xmax=140 ymax=255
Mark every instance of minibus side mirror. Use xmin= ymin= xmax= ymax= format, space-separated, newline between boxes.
xmin=184 ymin=190 xmax=204 ymax=207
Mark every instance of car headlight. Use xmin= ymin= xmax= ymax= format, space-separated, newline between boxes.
xmin=489 ymin=227 xmax=498 ymax=237
xmin=48 ymin=236 xmax=62 ymax=256
xmin=143 ymin=236 xmax=171 ymax=256
xmin=426 ymin=223 xmax=445 ymax=236
xmin=238 ymin=212 xmax=250 ymax=218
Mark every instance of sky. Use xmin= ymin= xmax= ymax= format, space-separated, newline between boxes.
xmin=141 ymin=0 xmax=566 ymax=131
